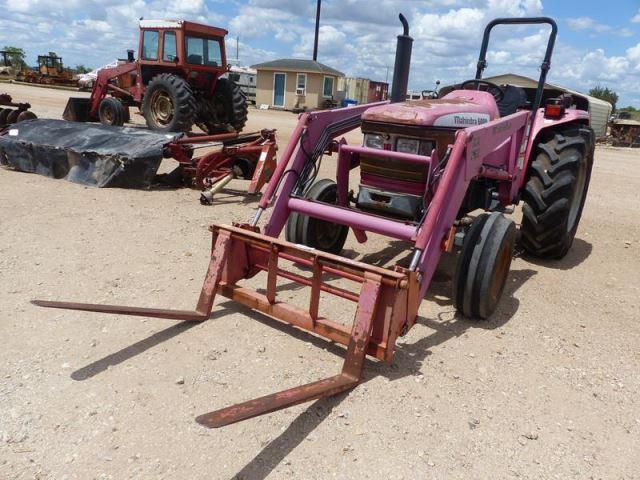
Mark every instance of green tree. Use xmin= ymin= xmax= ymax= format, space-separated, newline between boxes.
xmin=74 ymin=64 xmax=91 ymax=74
xmin=2 ymin=46 xmax=27 ymax=70
xmin=588 ymin=85 xmax=619 ymax=112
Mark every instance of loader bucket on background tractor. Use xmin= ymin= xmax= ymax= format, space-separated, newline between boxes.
xmin=63 ymin=97 xmax=93 ymax=122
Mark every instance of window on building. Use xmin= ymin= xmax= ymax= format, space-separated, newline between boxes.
xmin=163 ymin=31 xmax=177 ymax=62
xmin=142 ymin=30 xmax=159 ymax=61
xmin=323 ymin=76 xmax=334 ymax=98
xmin=296 ymin=73 xmax=307 ymax=95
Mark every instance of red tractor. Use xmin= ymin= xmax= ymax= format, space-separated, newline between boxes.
xmin=64 ymin=20 xmax=248 ymax=134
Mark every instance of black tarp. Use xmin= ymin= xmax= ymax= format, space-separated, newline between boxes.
xmin=0 ymin=119 xmax=182 ymax=188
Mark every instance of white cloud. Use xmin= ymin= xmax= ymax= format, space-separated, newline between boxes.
xmin=632 ymin=9 xmax=640 ymax=23
xmin=567 ymin=16 xmax=634 ymax=37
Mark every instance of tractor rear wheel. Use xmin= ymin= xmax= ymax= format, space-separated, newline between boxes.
xmin=286 ymin=179 xmax=349 ymax=255
xmin=98 ymin=97 xmax=125 ymax=126
xmin=142 ymin=73 xmax=196 ymax=133
xmin=520 ymin=128 xmax=594 ymax=259
xmin=453 ymin=212 xmax=516 ymax=319
xmin=196 ymin=78 xmax=248 ymax=134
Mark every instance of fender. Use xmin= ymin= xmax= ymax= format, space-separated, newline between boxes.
xmin=520 ymin=107 xmax=590 ymax=189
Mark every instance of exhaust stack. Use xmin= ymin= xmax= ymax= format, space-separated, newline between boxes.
xmin=390 ymin=13 xmax=413 ymax=103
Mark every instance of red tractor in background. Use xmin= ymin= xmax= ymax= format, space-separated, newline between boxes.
xmin=64 ymin=20 xmax=248 ymax=134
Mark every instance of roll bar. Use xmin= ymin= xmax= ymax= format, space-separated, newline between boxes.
xmin=475 ymin=17 xmax=558 ymax=114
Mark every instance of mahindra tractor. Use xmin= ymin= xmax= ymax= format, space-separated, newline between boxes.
xmin=34 ymin=16 xmax=596 ymax=428
xmin=63 ymin=20 xmax=248 ymax=134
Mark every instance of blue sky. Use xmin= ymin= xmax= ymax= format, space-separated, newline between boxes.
xmin=1 ymin=0 xmax=639 ymax=106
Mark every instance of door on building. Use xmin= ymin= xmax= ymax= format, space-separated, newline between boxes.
xmin=273 ymin=72 xmax=286 ymax=107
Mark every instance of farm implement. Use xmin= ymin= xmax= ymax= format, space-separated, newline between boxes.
xmin=0 ymin=94 xmax=37 ymax=127
xmin=34 ymin=16 xmax=594 ymax=427
xmin=0 ymin=119 xmax=275 ymax=195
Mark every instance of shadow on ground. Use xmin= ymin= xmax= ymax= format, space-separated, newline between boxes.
xmin=521 ymin=237 xmax=592 ymax=271
xmin=67 ymin=236 xmax=575 ymax=479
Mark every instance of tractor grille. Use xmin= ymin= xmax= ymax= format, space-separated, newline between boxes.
xmin=360 ymin=155 xmax=428 ymax=183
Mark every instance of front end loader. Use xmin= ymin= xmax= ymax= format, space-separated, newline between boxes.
xmin=34 ymin=15 xmax=594 ymax=427
xmin=63 ymin=20 xmax=248 ymax=135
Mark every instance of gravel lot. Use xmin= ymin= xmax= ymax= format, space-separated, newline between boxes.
xmin=1 ymin=82 xmax=639 ymax=479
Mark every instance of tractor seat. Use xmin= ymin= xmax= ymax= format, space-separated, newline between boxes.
xmin=495 ymin=85 xmax=528 ymax=117
xmin=187 ymin=54 xmax=203 ymax=65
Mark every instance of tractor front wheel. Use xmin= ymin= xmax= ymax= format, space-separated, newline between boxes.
xmin=98 ymin=97 xmax=125 ymax=126
xmin=142 ymin=74 xmax=196 ymax=133
xmin=285 ymin=179 xmax=349 ymax=255
xmin=520 ymin=128 xmax=594 ymax=259
xmin=453 ymin=212 xmax=516 ymax=319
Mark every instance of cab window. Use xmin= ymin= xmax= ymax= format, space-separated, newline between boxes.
xmin=206 ymin=39 xmax=222 ymax=66
xmin=186 ymin=36 xmax=223 ymax=66
xmin=142 ymin=30 xmax=159 ymax=60
xmin=163 ymin=31 xmax=177 ymax=62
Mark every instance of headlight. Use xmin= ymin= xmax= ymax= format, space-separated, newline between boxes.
xmin=396 ymin=138 xmax=420 ymax=155
xmin=364 ymin=133 xmax=384 ymax=149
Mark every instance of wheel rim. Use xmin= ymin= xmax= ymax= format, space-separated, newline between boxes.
xmin=103 ymin=105 xmax=114 ymax=124
xmin=149 ymin=90 xmax=174 ymax=126
xmin=568 ymin=153 xmax=588 ymax=230
xmin=489 ymin=237 xmax=513 ymax=304
xmin=314 ymin=220 xmax=342 ymax=251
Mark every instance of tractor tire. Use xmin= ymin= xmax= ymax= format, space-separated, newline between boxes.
xmin=453 ymin=212 xmax=516 ymax=319
xmin=0 ymin=108 xmax=11 ymax=125
xmin=196 ymin=78 xmax=248 ymax=134
xmin=6 ymin=109 xmax=20 ymax=124
xmin=298 ymin=179 xmax=349 ymax=255
xmin=16 ymin=110 xmax=37 ymax=123
xmin=142 ymin=73 xmax=196 ymax=133
xmin=98 ymin=97 xmax=125 ymax=127
xmin=520 ymin=127 xmax=594 ymax=259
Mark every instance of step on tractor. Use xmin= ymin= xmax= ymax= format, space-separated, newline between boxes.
xmin=63 ymin=20 xmax=248 ymax=134
xmin=35 ymin=16 xmax=594 ymax=427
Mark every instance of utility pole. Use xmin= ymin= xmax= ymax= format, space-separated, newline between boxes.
xmin=236 ymin=36 xmax=239 ymax=62
xmin=313 ymin=0 xmax=321 ymax=61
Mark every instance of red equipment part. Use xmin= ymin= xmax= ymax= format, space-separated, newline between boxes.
xmin=167 ymin=129 xmax=277 ymax=200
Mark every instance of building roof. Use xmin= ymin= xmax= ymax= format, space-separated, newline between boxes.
xmin=251 ymin=59 xmax=344 ymax=77
xmin=484 ymin=73 xmax=612 ymax=109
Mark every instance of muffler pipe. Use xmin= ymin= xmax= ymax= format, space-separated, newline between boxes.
xmin=390 ymin=13 xmax=413 ymax=103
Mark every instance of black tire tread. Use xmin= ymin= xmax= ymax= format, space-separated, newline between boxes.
xmin=520 ymin=127 xmax=594 ymax=259
xmin=98 ymin=97 xmax=125 ymax=126
xmin=142 ymin=73 xmax=196 ymax=132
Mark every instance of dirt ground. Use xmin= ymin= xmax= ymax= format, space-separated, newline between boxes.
xmin=1 ymin=82 xmax=639 ymax=480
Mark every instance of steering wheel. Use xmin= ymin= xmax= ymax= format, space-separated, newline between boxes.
xmin=460 ymin=79 xmax=505 ymax=102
